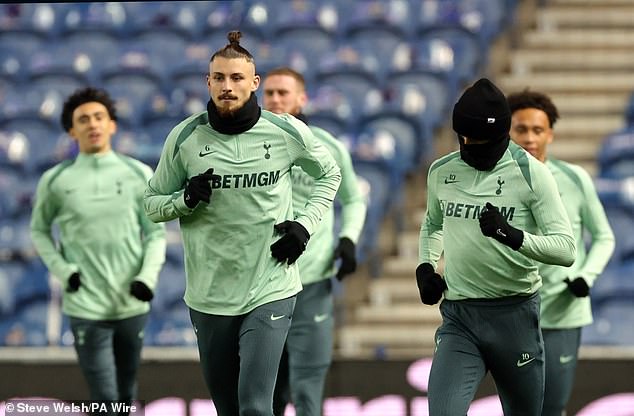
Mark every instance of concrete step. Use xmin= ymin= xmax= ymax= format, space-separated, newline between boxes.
xmin=382 ymin=256 xmax=419 ymax=278
xmin=337 ymin=324 xmax=437 ymax=357
xmin=552 ymin=115 xmax=624 ymax=137
xmin=355 ymin=303 xmax=442 ymax=324
xmin=498 ymin=72 xmax=634 ymax=93
xmin=551 ymin=0 xmax=634 ymax=4
xmin=548 ymin=93 xmax=630 ymax=116
xmin=537 ymin=7 xmax=634 ymax=30
xmin=524 ymin=29 xmax=634 ymax=49
xmin=368 ymin=276 xmax=422 ymax=306
xmin=510 ymin=50 xmax=634 ymax=75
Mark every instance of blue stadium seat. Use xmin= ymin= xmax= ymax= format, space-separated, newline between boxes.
xmin=101 ymin=46 xmax=166 ymax=104
xmin=385 ymin=70 xmax=452 ymax=133
xmin=0 ymin=167 xmax=27 ymax=219
xmin=123 ymin=2 xmax=202 ymax=40
xmin=0 ymin=3 xmax=66 ymax=33
xmin=583 ymin=298 xmax=634 ymax=346
xmin=340 ymin=0 xmax=413 ymax=38
xmin=0 ymin=217 xmax=35 ymax=261
xmin=0 ymin=299 xmax=49 ymax=346
xmin=306 ymin=113 xmax=349 ymax=140
xmin=274 ymin=0 xmax=338 ymax=37
xmin=597 ymin=126 xmax=634 ymax=179
xmin=592 ymin=261 xmax=634 ymax=307
xmin=60 ymin=2 xmax=128 ymax=38
xmin=239 ymin=0 xmax=279 ymax=39
xmin=303 ymin=84 xmax=360 ymax=132
xmin=416 ymin=25 xmax=483 ymax=84
xmin=274 ymin=27 xmax=334 ymax=69
xmin=353 ymin=160 xmax=391 ymax=272
xmin=199 ymin=1 xmax=247 ymax=37
xmin=0 ymin=116 xmax=66 ymax=174
xmin=27 ymin=45 xmax=91 ymax=91
xmin=111 ymin=125 xmax=158 ymax=167
xmin=357 ymin=114 xmax=421 ymax=174
xmin=129 ymin=30 xmax=190 ymax=73
xmin=0 ymin=46 xmax=30 ymax=84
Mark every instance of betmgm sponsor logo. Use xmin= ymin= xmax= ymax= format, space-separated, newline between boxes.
xmin=210 ymin=170 xmax=281 ymax=189
xmin=439 ymin=200 xmax=515 ymax=221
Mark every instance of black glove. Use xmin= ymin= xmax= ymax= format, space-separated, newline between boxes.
xmin=415 ymin=263 xmax=447 ymax=305
xmin=130 ymin=280 xmax=154 ymax=301
xmin=66 ymin=272 xmax=81 ymax=293
xmin=270 ymin=221 xmax=310 ymax=265
xmin=564 ymin=277 xmax=589 ymax=297
xmin=479 ymin=202 xmax=524 ymax=250
xmin=334 ymin=237 xmax=357 ymax=280
xmin=184 ymin=168 xmax=214 ymax=208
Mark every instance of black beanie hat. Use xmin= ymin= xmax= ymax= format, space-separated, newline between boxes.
xmin=452 ymin=78 xmax=511 ymax=142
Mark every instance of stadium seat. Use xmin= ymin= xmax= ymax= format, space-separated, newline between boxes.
xmin=583 ymin=298 xmax=634 ymax=346
xmin=60 ymin=2 xmax=128 ymax=38
xmin=0 ymin=215 xmax=36 ymax=262
xmin=0 ymin=167 xmax=28 ymax=219
xmin=303 ymin=84 xmax=352 ymax=125
xmin=111 ymin=125 xmax=158 ymax=167
xmin=100 ymin=46 xmax=166 ymax=104
xmin=0 ymin=46 xmax=29 ymax=84
xmin=0 ymin=299 xmax=49 ymax=346
xmin=357 ymin=114 xmax=421 ymax=174
xmin=385 ymin=70 xmax=452 ymax=133
xmin=352 ymin=160 xmax=391 ymax=273
xmin=416 ymin=25 xmax=483 ymax=84
xmin=0 ymin=116 xmax=66 ymax=174
xmin=27 ymin=45 xmax=91 ymax=92
xmin=597 ymin=126 xmax=634 ymax=179
xmin=340 ymin=0 xmax=413 ymax=38
xmin=123 ymin=2 xmax=202 ymax=40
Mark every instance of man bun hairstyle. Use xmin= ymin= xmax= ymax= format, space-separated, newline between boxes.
xmin=210 ymin=30 xmax=255 ymax=63
xmin=61 ymin=87 xmax=117 ymax=132
xmin=507 ymin=88 xmax=560 ymax=128
xmin=452 ymin=78 xmax=511 ymax=142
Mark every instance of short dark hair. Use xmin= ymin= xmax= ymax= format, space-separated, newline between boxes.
xmin=507 ymin=89 xmax=560 ymax=128
xmin=264 ymin=67 xmax=306 ymax=90
xmin=210 ymin=31 xmax=255 ymax=64
xmin=61 ymin=87 xmax=117 ymax=132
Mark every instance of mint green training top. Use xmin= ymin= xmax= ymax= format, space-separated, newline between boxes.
xmin=292 ymin=125 xmax=366 ymax=284
xmin=419 ymin=142 xmax=576 ymax=300
xmin=30 ymin=152 xmax=167 ymax=320
xmin=143 ymin=110 xmax=342 ymax=315
xmin=539 ymin=159 xmax=615 ymax=329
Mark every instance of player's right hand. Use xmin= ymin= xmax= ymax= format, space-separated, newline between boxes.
xmin=67 ymin=272 xmax=81 ymax=293
xmin=415 ymin=263 xmax=447 ymax=305
xmin=184 ymin=168 xmax=214 ymax=208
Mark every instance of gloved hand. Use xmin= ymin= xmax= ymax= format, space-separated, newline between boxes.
xmin=270 ymin=221 xmax=310 ymax=265
xmin=564 ymin=277 xmax=589 ymax=297
xmin=66 ymin=272 xmax=81 ymax=293
xmin=415 ymin=263 xmax=447 ymax=305
xmin=333 ymin=237 xmax=357 ymax=280
xmin=479 ymin=202 xmax=524 ymax=250
xmin=184 ymin=168 xmax=214 ymax=208
xmin=130 ymin=280 xmax=154 ymax=302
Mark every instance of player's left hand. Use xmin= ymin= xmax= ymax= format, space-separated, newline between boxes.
xmin=333 ymin=237 xmax=357 ymax=280
xmin=130 ymin=280 xmax=154 ymax=302
xmin=271 ymin=221 xmax=310 ymax=265
xmin=479 ymin=202 xmax=524 ymax=250
xmin=564 ymin=277 xmax=590 ymax=297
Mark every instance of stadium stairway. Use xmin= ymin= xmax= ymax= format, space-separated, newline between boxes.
xmin=499 ymin=0 xmax=634 ymax=176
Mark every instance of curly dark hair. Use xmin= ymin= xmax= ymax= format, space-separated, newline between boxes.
xmin=210 ymin=30 xmax=255 ymax=64
xmin=507 ymin=88 xmax=559 ymax=128
xmin=61 ymin=87 xmax=117 ymax=132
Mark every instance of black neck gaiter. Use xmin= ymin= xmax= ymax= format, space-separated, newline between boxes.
xmin=459 ymin=134 xmax=510 ymax=171
xmin=295 ymin=113 xmax=308 ymax=124
xmin=207 ymin=93 xmax=261 ymax=135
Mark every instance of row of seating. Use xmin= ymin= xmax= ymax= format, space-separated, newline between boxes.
xmin=0 ymin=1 xmax=515 ymax=43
